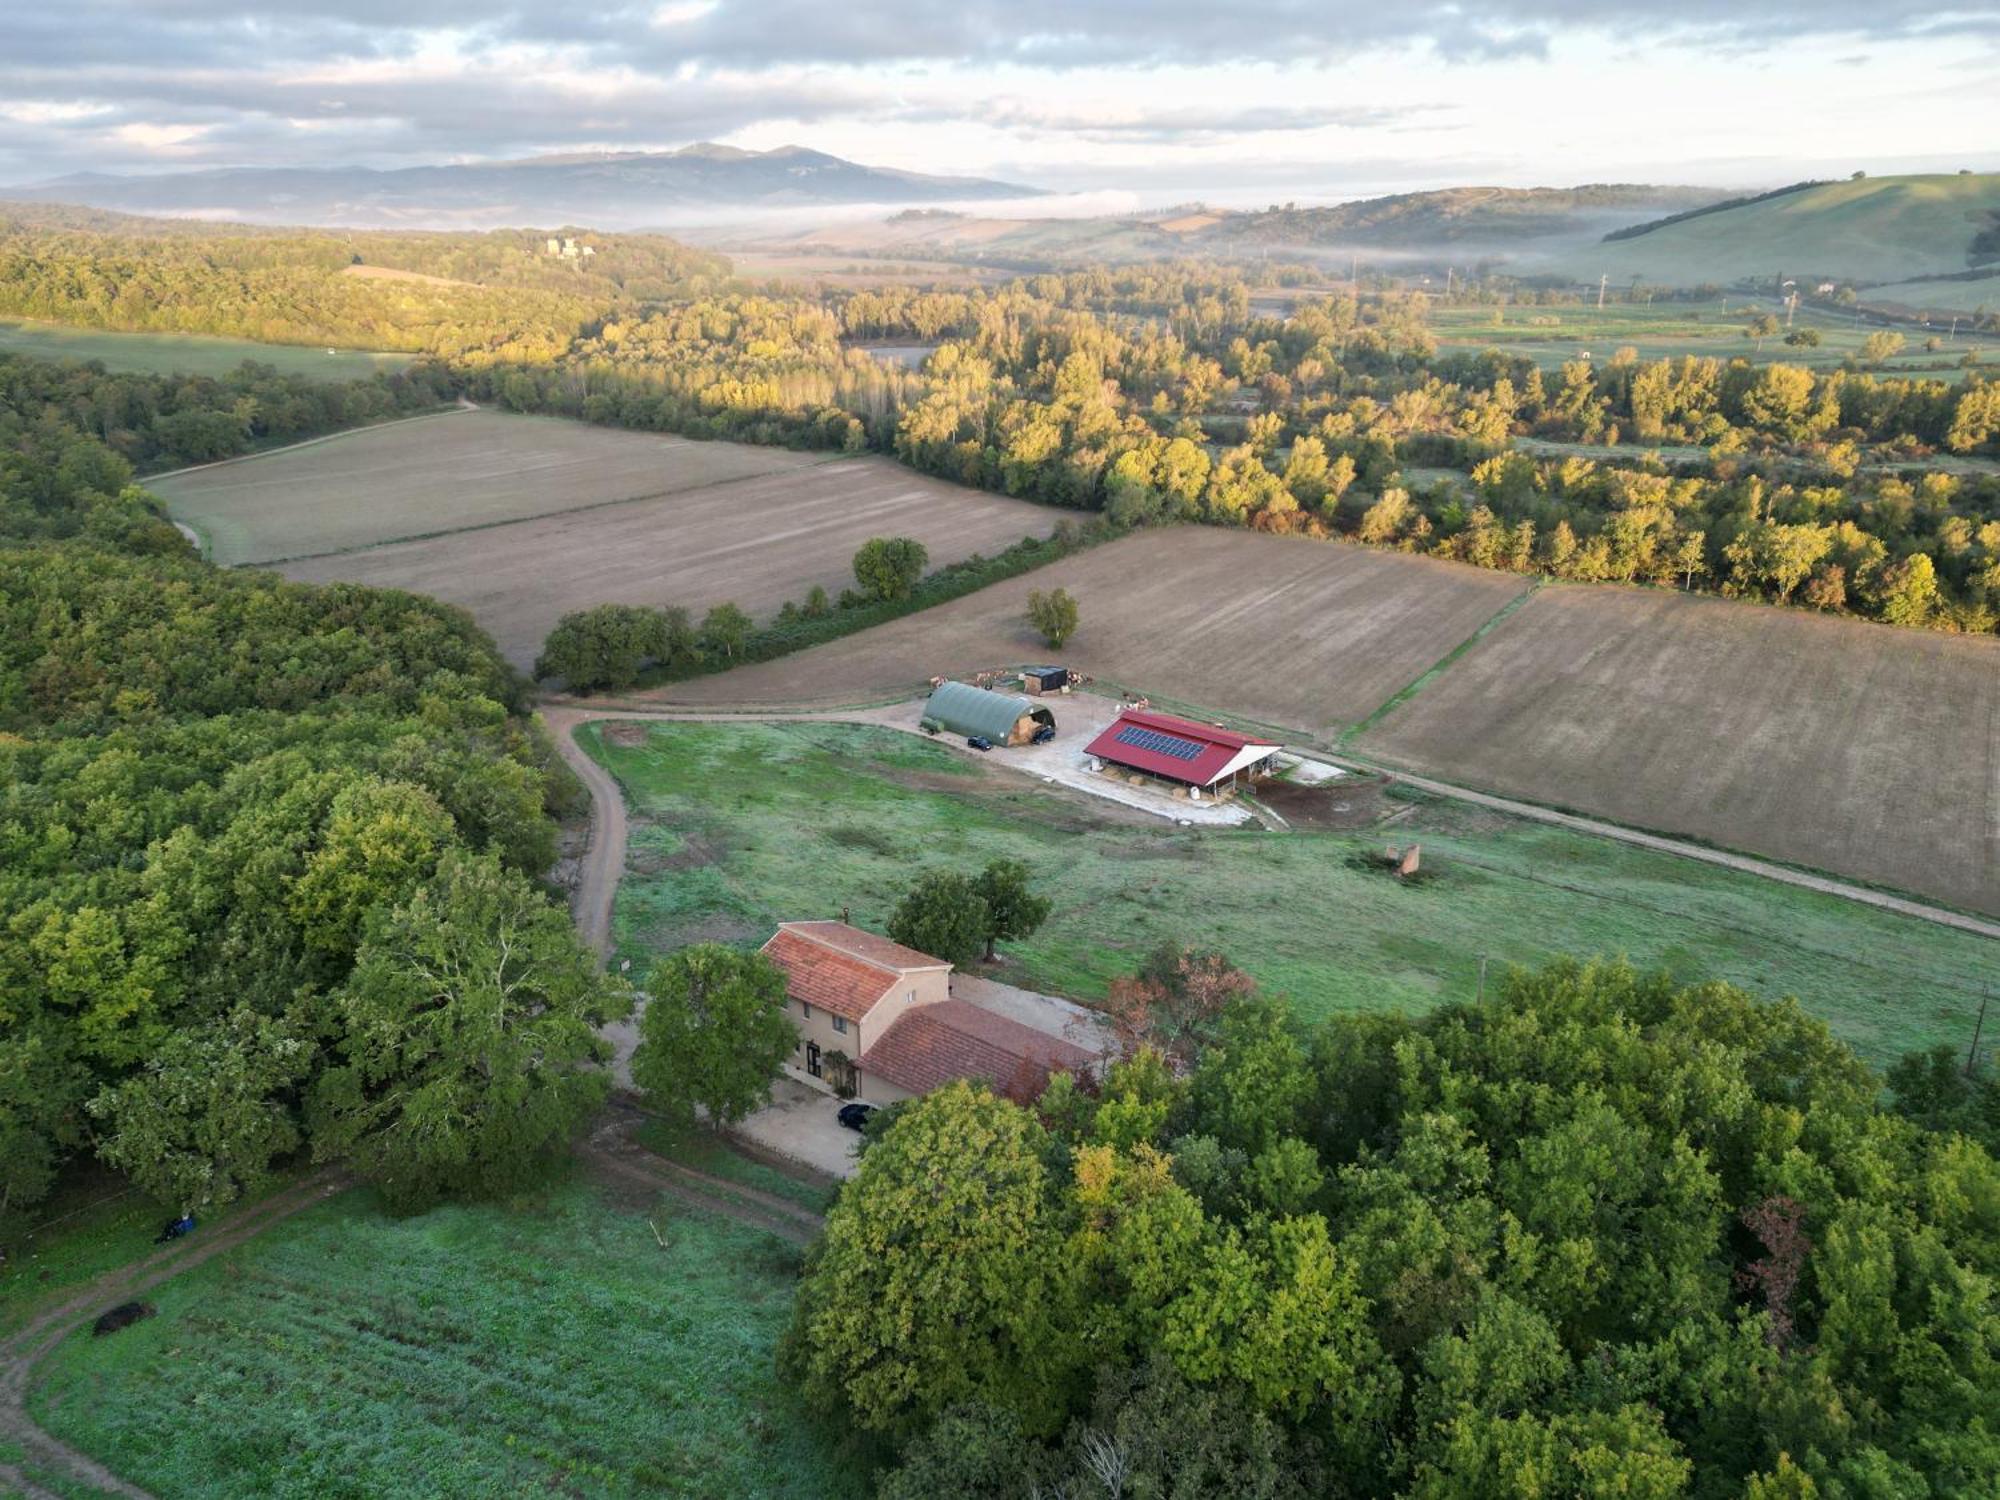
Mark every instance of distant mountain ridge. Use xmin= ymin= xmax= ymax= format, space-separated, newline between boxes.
xmin=717 ymin=183 xmax=1728 ymax=270
xmin=5 ymin=144 xmax=1041 ymax=229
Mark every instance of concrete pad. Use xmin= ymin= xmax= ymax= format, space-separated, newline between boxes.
xmin=732 ymin=1074 xmax=863 ymax=1178
xmin=952 ymin=972 xmax=1117 ymax=1058
xmin=853 ymin=690 xmax=1256 ymax=827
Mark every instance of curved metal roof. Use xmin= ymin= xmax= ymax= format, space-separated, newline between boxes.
xmin=923 ymin=680 xmax=1040 ymax=740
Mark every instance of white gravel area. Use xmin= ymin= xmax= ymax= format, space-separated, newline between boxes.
xmin=860 ymin=690 xmax=1255 ymax=827
xmin=952 ymin=972 xmax=1118 ymax=1057
xmin=1279 ymin=753 xmax=1347 ymax=785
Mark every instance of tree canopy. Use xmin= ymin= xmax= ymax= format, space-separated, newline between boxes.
xmin=790 ymin=959 xmax=2000 ymax=1498
xmin=631 ymin=944 xmax=796 ymax=1129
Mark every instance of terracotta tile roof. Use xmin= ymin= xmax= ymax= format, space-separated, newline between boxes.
xmin=762 ymin=928 xmax=900 ymax=1023
xmin=861 ymin=1000 xmax=1095 ymax=1097
xmin=779 ymin=921 xmax=952 ymax=974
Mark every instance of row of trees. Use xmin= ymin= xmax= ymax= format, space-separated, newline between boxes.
xmin=785 ymin=956 xmax=2000 ymax=1498
xmin=532 ymin=536 xmax=932 ymax=692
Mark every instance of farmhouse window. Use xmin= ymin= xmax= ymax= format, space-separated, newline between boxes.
xmin=833 ymin=1015 xmax=848 ymax=1034
xmin=800 ymin=1001 xmax=812 ymax=1019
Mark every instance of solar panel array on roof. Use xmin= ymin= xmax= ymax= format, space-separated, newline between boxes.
xmin=1114 ymin=724 xmax=1205 ymax=762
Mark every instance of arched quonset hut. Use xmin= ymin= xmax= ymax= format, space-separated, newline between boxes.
xmin=921 ymin=680 xmax=1055 ymax=745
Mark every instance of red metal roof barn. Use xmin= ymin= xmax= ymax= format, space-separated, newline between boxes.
xmin=1083 ymin=708 xmax=1282 ymax=795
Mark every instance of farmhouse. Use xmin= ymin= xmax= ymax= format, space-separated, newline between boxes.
xmin=921 ymin=680 xmax=1055 ymax=744
xmin=762 ymin=921 xmax=1092 ymax=1103
xmin=1084 ymin=708 xmax=1282 ymax=799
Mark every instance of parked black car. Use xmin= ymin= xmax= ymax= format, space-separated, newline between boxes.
xmin=966 ymin=735 xmax=993 ymax=751
xmin=837 ymin=1101 xmax=877 ymax=1131
xmin=1031 ymin=724 xmax=1056 ymax=744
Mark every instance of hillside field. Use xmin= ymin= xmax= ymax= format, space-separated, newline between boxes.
xmin=1358 ymin=583 xmax=2000 ymax=918
xmin=1427 ymin=298 xmax=2000 ymax=374
xmin=28 ymin=1180 xmax=858 ymax=1500
xmin=636 ymin=527 xmax=1997 ymax=916
xmin=1530 ymin=173 xmax=2000 ymax=289
xmin=588 ymin=720 xmax=1997 ymax=1068
xmin=147 ymin=408 xmax=821 ymax=566
xmin=0 ymin=317 xmax=413 ymax=381
xmin=648 ymin=528 xmax=1532 ymax=735
xmin=274 ymin=447 xmax=1061 ymax=673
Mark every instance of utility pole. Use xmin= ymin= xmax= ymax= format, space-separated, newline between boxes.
xmin=1445 ymin=266 xmax=1455 ymax=298
xmin=1476 ymin=953 xmax=1489 ymax=1006
xmin=1969 ymin=985 xmax=1991 ymax=1078
xmin=1597 ymin=273 xmax=1608 ymax=311
xmin=1350 ymin=253 xmax=1358 ymax=299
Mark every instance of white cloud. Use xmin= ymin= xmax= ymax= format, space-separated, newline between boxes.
xmin=110 ymin=121 xmax=211 ymax=150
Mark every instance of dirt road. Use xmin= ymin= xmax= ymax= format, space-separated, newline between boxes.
xmin=0 ymin=1170 xmax=348 ymax=1500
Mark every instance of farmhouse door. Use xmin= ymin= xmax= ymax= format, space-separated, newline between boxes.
xmin=806 ymin=1041 xmax=822 ymax=1078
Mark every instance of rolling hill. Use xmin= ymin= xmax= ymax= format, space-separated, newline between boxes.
xmin=1531 ymin=172 xmax=2000 ymax=293
xmin=715 ymin=184 xmax=1724 ymax=270
xmin=3 ymin=144 xmax=1041 ymax=229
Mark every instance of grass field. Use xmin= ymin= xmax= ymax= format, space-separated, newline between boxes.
xmin=275 ymin=441 xmax=1062 ymax=671
xmin=0 ymin=318 xmax=410 ymax=380
xmin=648 ymin=528 xmax=1532 ymax=736
xmin=1529 ymin=173 xmax=2000 ymax=289
xmin=147 ymin=408 xmax=821 ymax=567
xmin=1359 ymin=583 xmax=2000 ymax=918
xmin=29 ymin=1179 xmax=861 ymax=1500
xmin=1426 ymin=299 xmax=2000 ymax=374
xmin=587 ymin=720 xmax=1997 ymax=1068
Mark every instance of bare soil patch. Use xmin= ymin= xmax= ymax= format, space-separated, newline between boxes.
xmin=647 ymin=529 xmax=1530 ymax=736
xmin=1262 ymin=775 xmax=1391 ymax=830
xmin=1361 ymin=584 xmax=2000 ymax=917
xmin=150 ymin=409 xmax=818 ymax=566
xmin=281 ymin=451 xmax=1060 ymax=670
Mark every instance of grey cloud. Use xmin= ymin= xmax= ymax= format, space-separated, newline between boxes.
xmin=0 ymin=0 xmax=1992 ymax=182
xmin=944 ymin=102 xmax=1452 ymax=144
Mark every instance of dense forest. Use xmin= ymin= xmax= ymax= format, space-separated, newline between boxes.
xmin=5 ymin=215 xmax=1996 ymax=631
xmin=0 ymin=353 xmax=629 ymax=1226
xmin=0 ymin=204 xmax=727 ymax=362
xmin=788 ymin=957 xmax=2000 ymax=1499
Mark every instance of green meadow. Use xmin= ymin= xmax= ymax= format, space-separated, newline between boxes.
xmin=29 ymin=1181 xmax=860 ymax=1500
xmin=590 ymin=719 xmax=1996 ymax=1069
xmin=0 ymin=318 xmax=411 ymax=380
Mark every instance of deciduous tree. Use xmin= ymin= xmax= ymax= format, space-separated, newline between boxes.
xmin=853 ymin=536 xmax=929 ymax=601
xmin=1027 ymin=586 xmax=1080 ymax=648
xmin=631 ymin=944 xmax=795 ymax=1128
xmin=309 ymin=852 xmax=632 ymax=1208
xmin=973 ymin=857 xmax=1051 ymax=960
xmin=887 ymin=870 xmax=990 ymax=967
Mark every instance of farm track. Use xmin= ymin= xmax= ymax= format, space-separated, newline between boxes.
xmin=583 ymin=1105 xmax=825 ymax=1248
xmin=0 ymin=1109 xmax=824 ymax=1500
xmin=0 ymin=1170 xmax=349 ymax=1500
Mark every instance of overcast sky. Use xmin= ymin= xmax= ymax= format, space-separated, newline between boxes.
xmin=1 ymin=2 xmax=1995 ymax=203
